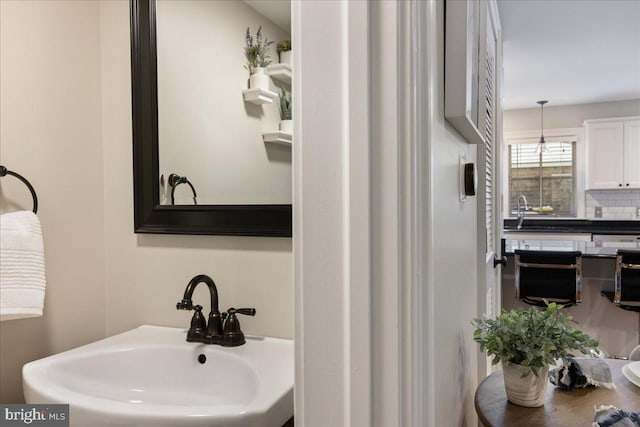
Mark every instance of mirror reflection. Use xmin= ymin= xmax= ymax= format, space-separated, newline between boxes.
xmin=155 ymin=0 xmax=292 ymax=205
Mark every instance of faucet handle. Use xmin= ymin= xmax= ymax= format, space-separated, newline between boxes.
xmin=185 ymin=305 xmax=207 ymax=342
xmin=191 ymin=305 xmax=205 ymax=327
xmin=221 ymin=308 xmax=256 ymax=347
xmin=232 ymin=308 xmax=256 ymax=317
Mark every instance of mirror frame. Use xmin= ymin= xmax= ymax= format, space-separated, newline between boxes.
xmin=129 ymin=0 xmax=292 ymax=237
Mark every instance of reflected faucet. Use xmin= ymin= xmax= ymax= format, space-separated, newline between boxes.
xmin=517 ymin=195 xmax=528 ymax=229
xmin=168 ymin=173 xmax=198 ymax=205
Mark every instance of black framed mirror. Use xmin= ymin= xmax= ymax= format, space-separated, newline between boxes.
xmin=129 ymin=0 xmax=292 ymax=237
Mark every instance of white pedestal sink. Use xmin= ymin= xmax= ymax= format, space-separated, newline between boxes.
xmin=23 ymin=325 xmax=293 ymax=427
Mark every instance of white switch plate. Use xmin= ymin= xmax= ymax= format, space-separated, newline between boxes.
xmin=594 ymin=206 xmax=602 ymax=218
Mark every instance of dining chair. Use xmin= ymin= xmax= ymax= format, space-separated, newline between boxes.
xmin=601 ymin=249 xmax=640 ymax=312
xmin=514 ymin=250 xmax=582 ymax=308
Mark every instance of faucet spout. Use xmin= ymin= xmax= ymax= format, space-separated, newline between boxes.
xmin=177 ymin=274 xmax=223 ymax=340
xmin=517 ymin=195 xmax=528 ymax=229
xmin=181 ymin=274 xmax=220 ymax=315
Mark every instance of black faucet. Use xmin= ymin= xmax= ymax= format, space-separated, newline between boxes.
xmin=176 ymin=274 xmax=255 ymax=347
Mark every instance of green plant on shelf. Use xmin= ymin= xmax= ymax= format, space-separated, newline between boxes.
xmin=279 ymin=88 xmax=292 ymax=121
xmin=277 ymin=39 xmax=291 ymax=54
xmin=244 ymin=26 xmax=274 ymax=75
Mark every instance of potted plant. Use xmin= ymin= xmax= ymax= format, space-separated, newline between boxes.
xmin=244 ymin=26 xmax=274 ymax=90
xmin=277 ymin=39 xmax=292 ymax=65
xmin=472 ymin=303 xmax=598 ymax=407
xmin=279 ymin=88 xmax=292 ymax=134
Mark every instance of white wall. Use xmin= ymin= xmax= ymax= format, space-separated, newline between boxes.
xmin=157 ymin=0 xmax=291 ymax=205
xmin=0 ymin=0 xmax=106 ymax=403
xmin=99 ymin=1 xmax=293 ymax=340
xmin=504 ymin=99 xmax=640 ymax=132
xmin=426 ymin=2 xmax=480 ymax=425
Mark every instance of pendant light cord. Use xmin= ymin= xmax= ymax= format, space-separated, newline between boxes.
xmin=536 ymin=100 xmax=548 ymax=209
xmin=540 ymin=102 xmax=544 ymax=142
xmin=538 ymin=100 xmax=548 ymax=145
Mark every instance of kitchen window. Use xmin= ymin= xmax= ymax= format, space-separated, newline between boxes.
xmin=508 ymin=139 xmax=577 ymax=217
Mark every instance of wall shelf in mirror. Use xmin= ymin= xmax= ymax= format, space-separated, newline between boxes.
xmin=242 ymin=88 xmax=278 ymax=105
xmin=263 ymin=131 xmax=292 ymax=146
xmin=266 ymin=64 xmax=292 ymax=85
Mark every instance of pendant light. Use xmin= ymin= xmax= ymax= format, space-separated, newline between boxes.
xmin=536 ymin=100 xmax=549 ymax=154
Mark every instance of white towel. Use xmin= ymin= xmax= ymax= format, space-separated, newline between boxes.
xmin=0 ymin=211 xmax=46 ymax=321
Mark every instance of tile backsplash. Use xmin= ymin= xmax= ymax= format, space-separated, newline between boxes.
xmin=585 ymin=189 xmax=640 ymax=220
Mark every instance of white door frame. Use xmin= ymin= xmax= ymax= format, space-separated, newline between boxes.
xmin=293 ymin=1 xmax=436 ymax=425
xmin=293 ymin=1 xmax=372 ymax=425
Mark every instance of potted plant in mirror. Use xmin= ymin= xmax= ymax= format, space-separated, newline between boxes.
xmin=277 ymin=39 xmax=291 ymax=65
xmin=279 ymin=88 xmax=292 ymax=134
xmin=472 ymin=302 xmax=599 ymax=407
xmin=244 ymin=26 xmax=274 ymax=91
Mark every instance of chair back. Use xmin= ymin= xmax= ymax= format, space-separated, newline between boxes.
xmin=614 ymin=250 xmax=640 ymax=307
xmin=514 ymin=250 xmax=582 ymax=307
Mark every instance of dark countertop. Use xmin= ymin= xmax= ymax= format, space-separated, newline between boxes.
xmin=503 ymin=219 xmax=640 ymax=258
xmin=504 ymin=219 xmax=640 ymax=235
xmin=503 ymin=239 xmax=640 ymax=258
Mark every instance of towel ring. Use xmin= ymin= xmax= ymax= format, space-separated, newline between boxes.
xmin=168 ymin=173 xmax=198 ymax=206
xmin=0 ymin=165 xmax=38 ymax=214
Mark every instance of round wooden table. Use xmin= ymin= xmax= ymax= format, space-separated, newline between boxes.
xmin=475 ymin=359 xmax=640 ymax=427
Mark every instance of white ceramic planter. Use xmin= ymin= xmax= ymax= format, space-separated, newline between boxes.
xmin=502 ymin=363 xmax=548 ymax=407
xmin=279 ymin=50 xmax=292 ymax=65
xmin=279 ymin=119 xmax=292 ymax=134
xmin=249 ymin=67 xmax=269 ymax=90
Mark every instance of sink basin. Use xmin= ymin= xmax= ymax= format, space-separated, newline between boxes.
xmin=23 ymin=325 xmax=293 ymax=427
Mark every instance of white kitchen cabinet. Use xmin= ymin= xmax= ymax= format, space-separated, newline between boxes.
xmin=623 ymin=120 xmax=640 ymax=188
xmin=585 ymin=117 xmax=640 ymax=189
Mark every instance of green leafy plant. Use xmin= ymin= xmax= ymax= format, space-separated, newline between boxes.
xmin=244 ymin=26 xmax=274 ymax=74
xmin=279 ymin=88 xmax=292 ymax=120
xmin=472 ymin=302 xmax=599 ymax=377
xmin=277 ymin=39 xmax=291 ymax=53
